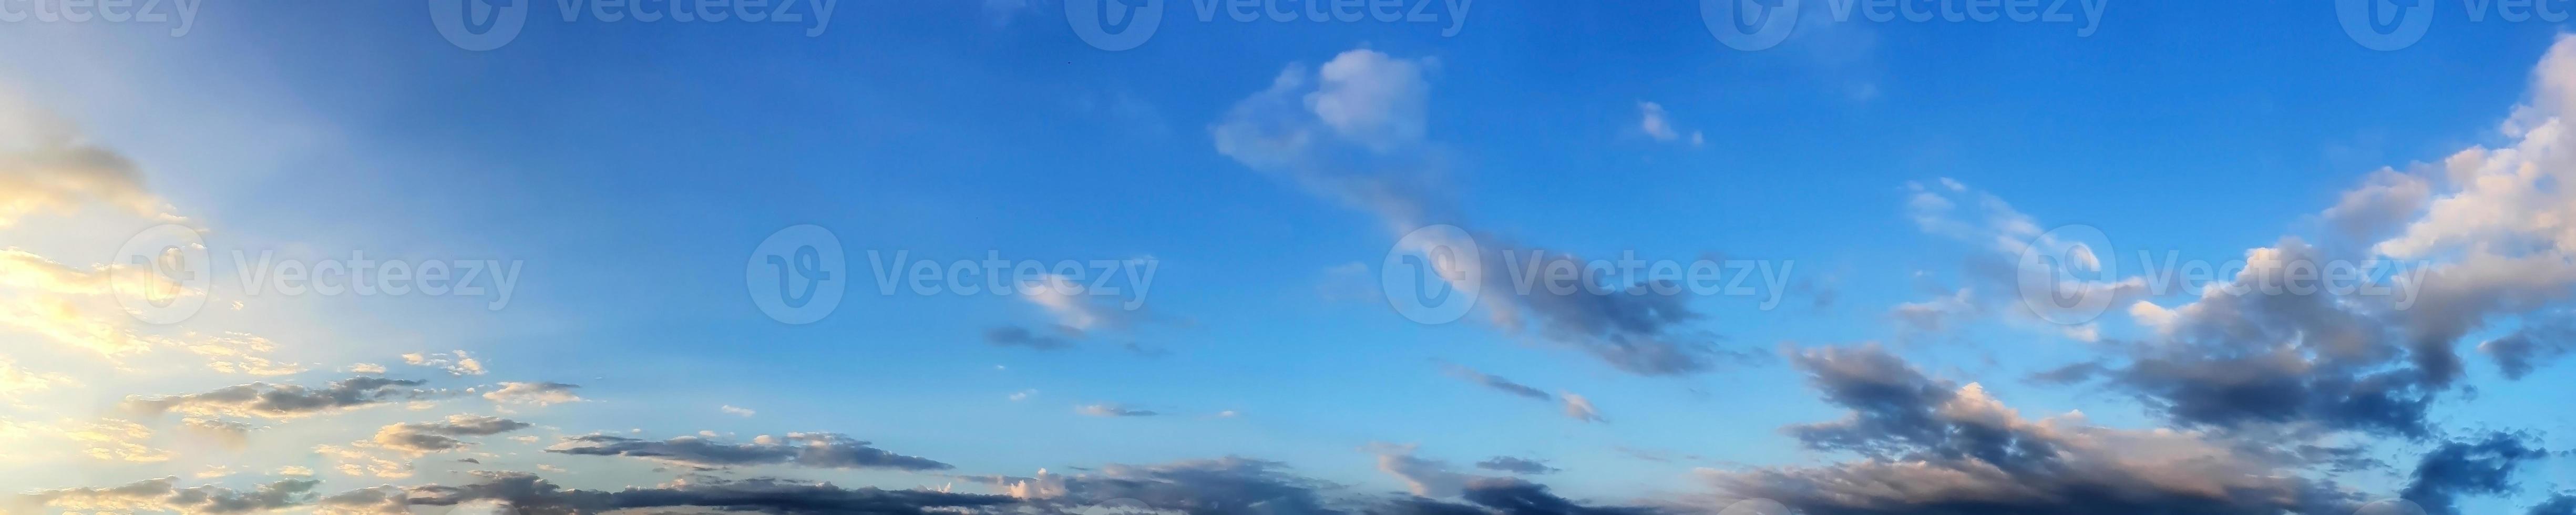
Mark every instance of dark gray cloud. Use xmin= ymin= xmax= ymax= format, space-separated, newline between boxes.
xmin=546 ymin=432 xmax=952 ymax=471
xmin=122 ymin=377 xmax=438 ymax=419
xmin=404 ymin=471 xmax=1015 ymax=515
xmin=373 ymin=415 xmax=531 ymax=454
xmin=2528 ymin=495 xmax=2576 ymax=515
xmin=2061 ymin=239 xmax=2469 ymax=438
xmin=2480 ymin=314 xmax=2574 ymax=380
xmin=1444 ymin=365 xmax=1551 ymax=401
xmin=1002 ymin=457 xmax=1341 ymax=515
xmin=1472 ymin=457 xmax=1557 ymax=475
xmin=1706 ymin=344 xmax=2373 ymax=515
xmin=1453 ymin=478 xmax=1651 ymax=515
xmin=23 ymin=477 xmax=320 ymax=515
xmin=2399 ymin=432 xmax=2549 ymax=515
xmin=986 ymin=325 xmax=1075 ymax=351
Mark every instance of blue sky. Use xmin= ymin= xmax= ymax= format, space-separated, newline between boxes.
xmin=1 ymin=2 xmax=2574 ymax=515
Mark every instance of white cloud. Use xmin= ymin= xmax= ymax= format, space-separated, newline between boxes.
xmin=1559 ymin=393 xmax=1603 ymax=423
xmin=720 ymin=405 xmax=756 ymax=417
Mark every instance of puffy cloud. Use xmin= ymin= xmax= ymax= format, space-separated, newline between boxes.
xmin=1443 ymin=478 xmax=1655 ymax=515
xmin=1636 ymin=101 xmax=1702 ymax=147
xmin=1705 ymin=345 xmax=2372 ymax=515
xmin=481 ymin=382 xmax=581 ymax=406
xmin=1076 ymin=404 xmax=1159 ymax=417
xmin=1473 ymin=456 xmax=1558 ymax=475
xmin=401 ymin=351 xmax=486 ymax=376
xmin=0 ymin=92 xmax=176 ymax=227
xmin=2398 ymin=432 xmax=2550 ymax=515
xmin=371 ymin=415 xmax=531 ymax=454
xmin=22 ymin=477 xmax=317 ymax=515
xmin=721 ymin=405 xmax=757 ymax=417
xmin=2480 ymin=313 xmax=2575 ymax=380
xmin=66 ymin=418 xmax=171 ymax=462
xmin=1558 ymin=393 xmax=1602 ymax=424
xmin=125 ymin=376 xmax=438 ymax=419
xmin=2528 ymin=495 xmax=2576 ymax=515
xmin=545 ymin=432 xmax=952 ymax=471
xmin=313 ymin=444 xmax=414 ymax=479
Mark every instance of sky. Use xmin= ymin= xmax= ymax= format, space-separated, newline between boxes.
xmin=1 ymin=1 xmax=2575 ymax=515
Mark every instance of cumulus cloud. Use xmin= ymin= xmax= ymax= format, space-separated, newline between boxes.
xmin=66 ymin=418 xmax=171 ymax=462
xmin=1705 ymin=344 xmax=2374 ymax=515
xmin=2398 ymin=432 xmax=2550 ymax=515
xmin=1558 ymin=393 xmax=1602 ymax=424
xmin=546 ymin=432 xmax=952 ymax=471
xmin=721 ymin=405 xmax=757 ymax=417
xmin=400 ymin=351 xmax=485 ymax=376
xmin=371 ymin=415 xmax=531 ymax=454
xmin=1636 ymin=101 xmax=1702 ymax=147
xmin=2480 ymin=313 xmax=2575 ymax=380
xmin=481 ymin=382 xmax=581 ymax=406
xmin=124 ymin=376 xmax=437 ymax=419
xmin=22 ymin=477 xmax=317 ymax=515
xmin=0 ymin=92 xmax=177 ymax=226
